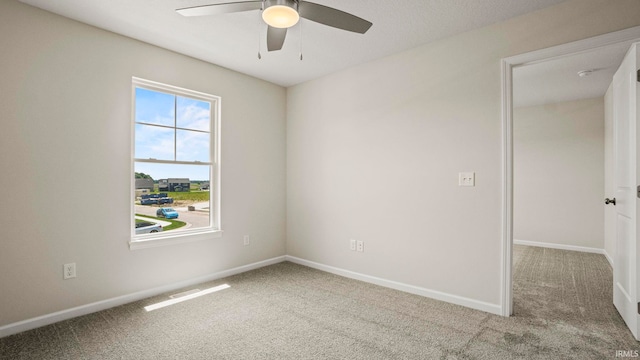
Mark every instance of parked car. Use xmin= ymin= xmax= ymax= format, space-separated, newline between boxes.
xmin=135 ymin=221 xmax=163 ymax=234
xmin=156 ymin=207 xmax=179 ymax=219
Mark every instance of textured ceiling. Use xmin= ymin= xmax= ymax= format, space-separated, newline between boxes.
xmin=513 ymin=41 xmax=634 ymax=108
xmin=19 ymin=0 xmax=568 ymax=87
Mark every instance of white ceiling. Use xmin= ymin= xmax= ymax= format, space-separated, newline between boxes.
xmin=513 ymin=41 xmax=634 ymax=108
xmin=19 ymin=0 xmax=568 ymax=87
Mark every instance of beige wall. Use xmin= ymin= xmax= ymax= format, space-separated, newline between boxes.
xmin=286 ymin=0 xmax=640 ymax=309
xmin=513 ymin=98 xmax=604 ymax=250
xmin=0 ymin=1 xmax=286 ymax=327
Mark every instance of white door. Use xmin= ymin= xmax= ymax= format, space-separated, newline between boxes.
xmin=612 ymin=42 xmax=639 ymax=340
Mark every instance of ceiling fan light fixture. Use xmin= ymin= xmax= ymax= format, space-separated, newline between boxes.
xmin=262 ymin=4 xmax=299 ymax=28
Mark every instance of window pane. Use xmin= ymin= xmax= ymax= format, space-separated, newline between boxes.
xmin=134 ymin=163 xmax=212 ymax=234
xmin=135 ymin=88 xmax=175 ymax=126
xmin=177 ymin=96 xmax=211 ymax=131
xmin=176 ymin=129 xmax=210 ymax=162
xmin=135 ymin=124 xmax=174 ymax=161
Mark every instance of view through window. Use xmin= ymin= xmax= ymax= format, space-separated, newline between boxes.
xmin=132 ymin=78 xmax=219 ymax=240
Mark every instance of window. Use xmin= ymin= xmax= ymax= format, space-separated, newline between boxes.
xmin=131 ymin=78 xmax=221 ymax=248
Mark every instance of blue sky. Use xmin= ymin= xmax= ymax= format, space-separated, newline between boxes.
xmin=135 ymin=88 xmax=212 ymax=181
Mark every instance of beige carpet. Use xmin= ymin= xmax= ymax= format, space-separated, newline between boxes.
xmin=1 ymin=245 xmax=638 ymax=359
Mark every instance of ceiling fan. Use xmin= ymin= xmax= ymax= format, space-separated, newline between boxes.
xmin=176 ymin=0 xmax=373 ymax=53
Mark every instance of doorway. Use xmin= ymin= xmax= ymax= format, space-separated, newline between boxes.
xmin=512 ymin=49 xmax=614 ymax=255
xmin=500 ymin=26 xmax=640 ymax=321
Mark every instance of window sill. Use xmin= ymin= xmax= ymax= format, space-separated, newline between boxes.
xmin=129 ymin=229 xmax=223 ymax=250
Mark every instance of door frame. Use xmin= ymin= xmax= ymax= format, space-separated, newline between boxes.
xmin=500 ymin=25 xmax=640 ymax=317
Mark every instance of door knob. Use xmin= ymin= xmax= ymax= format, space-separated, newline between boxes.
xmin=605 ymin=198 xmax=616 ymax=205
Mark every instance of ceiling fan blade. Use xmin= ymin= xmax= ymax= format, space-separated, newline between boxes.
xmin=267 ymin=26 xmax=287 ymax=51
xmin=176 ymin=1 xmax=262 ymax=17
xmin=298 ymin=1 xmax=372 ymax=34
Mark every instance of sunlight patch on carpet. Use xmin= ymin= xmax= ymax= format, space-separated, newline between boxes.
xmin=144 ymin=284 xmax=230 ymax=312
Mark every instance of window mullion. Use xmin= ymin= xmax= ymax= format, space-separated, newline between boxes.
xmin=134 ymin=159 xmax=212 ymax=166
xmin=174 ymin=95 xmax=177 ymax=162
xmin=174 ymin=126 xmax=210 ymax=134
xmin=135 ymin=122 xmax=177 ymax=131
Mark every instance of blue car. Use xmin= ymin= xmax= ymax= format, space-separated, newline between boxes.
xmin=156 ymin=207 xmax=179 ymax=219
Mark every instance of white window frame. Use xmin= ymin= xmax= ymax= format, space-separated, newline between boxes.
xmin=130 ymin=77 xmax=222 ymax=250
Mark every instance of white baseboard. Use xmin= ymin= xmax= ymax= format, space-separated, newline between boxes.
xmin=602 ymin=249 xmax=614 ymax=267
xmin=0 ymin=256 xmax=286 ymax=338
xmin=285 ymin=255 xmax=502 ymax=316
xmin=1 ymin=254 xmax=506 ymax=338
xmin=514 ymin=239 xmax=606 ymax=255
xmin=514 ymin=239 xmax=614 ymax=267
xmin=513 ymin=239 xmax=613 ymax=267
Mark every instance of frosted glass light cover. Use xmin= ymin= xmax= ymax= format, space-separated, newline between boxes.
xmin=262 ymin=5 xmax=299 ymax=28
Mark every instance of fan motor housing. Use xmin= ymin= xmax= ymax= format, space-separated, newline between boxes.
xmin=264 ymin=0 xmax=299 ymax=11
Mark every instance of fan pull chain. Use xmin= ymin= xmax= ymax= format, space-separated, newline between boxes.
xmin=257 ymin=11 xmax=263 ymax=60
xmin=299 ymin=20 xmax=303 ymax=61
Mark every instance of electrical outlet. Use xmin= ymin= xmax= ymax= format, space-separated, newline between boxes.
xmin=356 ymin=240 xmax=364 ymax=252
xmin=63 ymin=263 xmax=76 ymax=280
xmin=458 ymin=172 xmax=475 ymax=187
xmin=350 ymin=239 xmax=356 ymax=251
xmin=243 ymin=235 xmax=250 ymax=246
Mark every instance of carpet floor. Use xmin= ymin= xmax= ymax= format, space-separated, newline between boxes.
xmin=1 ymin=245 xmax=638 ymax=359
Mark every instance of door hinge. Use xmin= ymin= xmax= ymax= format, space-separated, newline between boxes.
xmin=637 ymin=69 xmax=640 ymax=82
xmin=638 ymin=302 xmax=640 ymax=314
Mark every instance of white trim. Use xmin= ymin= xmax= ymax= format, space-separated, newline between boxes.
xmin=603 ymin=249 xmax=614 ymax=267
xmin=129 ymin=230 xmax=224 ymax=250
xmin=500 ymin=57 xmax=514 ymax=317
xmin=506 ymin=26 xmax=640 ymax=67
xmin=285 ymin=256 xmax=502 ymax=316
xmin=0 ymin=254 xmax=506 ymax=338
xmin=0 ymin=256 xmax=286 ymax=338
xmin=132 ymin=77 xmax=220 ymax=103
xmin=513 ymin=239 xmax=606 ymax=255
xmin=513 ymin=239 xmax=614 ymax=267
xmin=130 ymin=76 xmax=222 ymax=246
xmin=500 ymin=25 xmax=640 ymax=320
